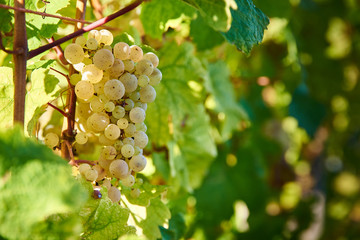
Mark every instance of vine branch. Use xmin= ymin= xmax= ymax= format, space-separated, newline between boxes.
xmin=0 ymin=4 xmax=92 ymax=24
xmin=27 ymin=0 xmax=144 ymax=59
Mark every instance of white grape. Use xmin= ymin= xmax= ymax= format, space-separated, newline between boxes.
xmin=104 ymin=79 xmax=125 ymax=100
xmin=78 ymin=163 xmax=91 ymax=175
xmin=75 ymin=81 xmax=95 ymax=100
xmin=84 ymin=168 xmax=98 ymax=181
xmin=129 ymin=107 xmax=145 ymax=123
xmin=93 ymin=49 xmax=114 ymax=70
xmin=101 ymin=146 xmax=117 ymax=160
xmin=119 ymin=73 xmax=138 ymax=93
xmin=149 ymin=68 xmax=162 ymax=86
xmin=108 ymin=186 xmax=121 ymax=202
xmin=123 ymin=59 xmax=135 ymax=72
xmin=99 ymin=156 xmax=112 ymax=169
xmin=73 ymin=62 xmax=85 ymax=72
xmin=93 ymin=81 xmax=105 ymax=94
xmin=98 ymin=133 xmax=116 ymax=146
xmin=64 ymin=43 xmax=84 ymax=64
xmin=104 ymin=124 xmax=120 ymax=140
xmin=124 ymin=99 xmax=134 ymax=111
xmin=139 ymin=85 xmax=156 ymax=103
xmin=130 ymin=188 xmax=141 ymax=198
xmin=109 ymin=159 xmax=129 ymax=179
xmin=138 ymin=75 xmax=149 ymax=87
xmin=99 ymin=29 xmax=113 ymax=45
xmin=114 ymin=42 xmax=131 ymax=60
xmin=143 ymin=52 xmax=159 ymax=68
xmin=123 ymin=137 xmax=134 ymax=146
xmin=121 ymin=174 xmax=135 ymax=187
xmin=129 ymin=154 xmax=147 ymax=172
xmin=76 ymin=102 xmax=92 ymax=118
xmin=102 ymin=178 xmax=111 ymax=189
xmin=70 ymin=73 xmax=81 ymax=85
xmin=134 ymin=146 xmax=143 ymax=155
xmin=129 ymin=91 xmax=140 ymax=101
xmin=124 ymin=123 xmax=136 ymax=137
xmin=75 ymin=36 xmax=87 ymax=47
xmin=121 ymin=144 xmax=134 ymax=158
xmin=82 ymin=64 xmax=103 ymax=83
xmin=93 ymin=164 xmax=106 ymax=180
xmin=75 ymin=132 xmax=88 ymax=144
xmin=88 ymin=30 xmax=101 ymax=42
xmin=135 ymin=122 xmax=147 ymax=132
xmin=87 ymin=112 xmax=110 ymax=132
xmin=86 ymin=38 xmax=98 ymax=50
xmin=104 ymin=101 xmax=115 ymax=112
xmin=129 ymin=45 xmax=143 ymax=62
xmin=108 ymin=59 xmax=124 ymax=78
xmin=133 ymin=131 xmax=148 ymax=149
xmin=112 ymin=106 xmax=126 ymax=119
xmin=113 ymin=140 xmax=124 ymax=151
xmin=117 ymin=118 xmax=129 ymax=129
xmin=44 ymin=132 xmax=59 ymax=148
xmin=90 ymin=96 xmax=104 ymax=112
xmin=99 ymin=93 xmax=110 ymax=103
xmin=134 ymin=102 xmax=147 ymax=111
xmin=135 ymin=59 xmax=154 ymax=76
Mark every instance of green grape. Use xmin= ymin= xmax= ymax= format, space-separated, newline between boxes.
xmin=99 ymin=93 xmax=110 ymax=104
xmin=102 ymin=178 xmax=111 ymax=189
xmin=134 ymin=146 xmax=143 ymax=155
xmin=139 ymin=85 xmax=156 ymax=103
xmin=78 ymin=163 xmax=91 ymax=175
xmin=114 ymin=42 xmax=130 ymax=60
xmin=93 ymin=81 xmax=105 ymax=94
xmin=108 ymin=186 xmax=121 ymax=202
xmin=129 ymin=107 xmax=145 ymax=123
xmin=93 ymin=49 xmax=114 ymax=70
xmin=82 ymin=64 xmax=103 ymax=83
xmin=124 ymin=123 xmax=136 ymax=137
xmin=44 ymin=132 xmax=59 ymax=148
xmin=104 ymin=79 xmax=125 ymax=100
xmin=76 ymin=102 xmax=92 ymax=119
xmin=133 ymin=131 xmax=148 ymax=149
xmin=135 ymin=122 xmax=147 ymax=132
xmin=90 ymin=96 xmax=104 ymax=112
xmin=87 ymin=112 xmax=110 ymax=132
xmin=143 ymin=52 xmax=159 ymax=68
xmin=75 ymin=36 xmax=87 ymax=47
xmin=108 ymin=59 xmax=124 ymax=78
xmin=121 ymin=174 xmax=135 ymax=187
xmin=120 ymin=73 xmax=138 ymax=93
xmin=129 ymin=154 xmax=147 ymax=172
xmin=129 ymin=91 xmax=140 ymax=101
xmin=130 ymin=188 xmax=141 ymax=198
xmin=121 ymin=144 xmax=135 ymax=158
xmin=93 ymin=164 xmax=106 ymax=181
xmin=64 ymin=43 xmax=84 ymax=64
xmin=123 ymin=59 xmax=135 ymax=72
xmin=88 ymin=30 xmax=101 ymax=42
xmin=75 ymin=132 xmax=88 ymax=144
xmin=109 ymin=159 xmax=129 ymax=179
xmin=84 ymin=169 xmax=98 ymax=182
xmin=124 ymin=99 xmax=134 ymax=111
xmin=134 ymin=102 xmax=147 ymax=111
xmin=113 ymin=140 xmax=124 ymax=151
xmin=70 ymin=73 xmax=81 ymax=85
xmin=104 ymin=124 xmax=120 ymax=140
xmin=123 ymin=137 xmax=134 ymax=146
xmin=98 ymin=133 xmax=116 ymax=146
xmin=35 ymin=0 xmax=45 ymax=9
xmin=129 ymin=45 xmax=143 ymax=62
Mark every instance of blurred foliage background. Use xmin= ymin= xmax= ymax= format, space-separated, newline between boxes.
xmin=1 ymin=0 xmax=360 ymax=239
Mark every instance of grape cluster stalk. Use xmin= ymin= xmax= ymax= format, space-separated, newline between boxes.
xmin=44 ymin=29 xmax=162 ymax=202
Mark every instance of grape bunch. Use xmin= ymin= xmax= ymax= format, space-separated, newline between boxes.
xmin=45 ymin=29 xmax=162 ymax=203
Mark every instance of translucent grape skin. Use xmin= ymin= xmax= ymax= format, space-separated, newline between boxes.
xmin=114 ymin=42 xmax=130 ymax=60
xmin=104 ymin=79 xmax=125 ymax=100
xmin=104 ymin=124 xmax=120 ymax=140
xmin=121 ymin=174 xmax=135 ymax=187
xmin=93 ymin=49 xmax=114 ymax=70
xmin=129 ymin=107 xmax=146 ymax=124
xmin=133 ymin=131 xmax=148 ymax=149
xmin=109 ymin=159 xmax=129 ymax=179
xmin=108 ymin=186 xmax=121 ymax=203
xmin=82 ymin=64 xmax=103 ymax=83
xmin=140 ymin=85 xmax=156 ymax=103
xmin=129 ymin=154 xmax=147 ymax=172
xmin=75 ymin=132 xmax=88 ymax=144
xmin=64 ymin=43 xmax=84 ymax=64
xmin=75 ymin=81 xmax=95 ymax=100
xmin=121 ymin=144 xmax=135 ymax=158
xmin=129 ymin=45 xmax=143 ymax=62
xmin=44 ymin=132 xmax=59 ymax=148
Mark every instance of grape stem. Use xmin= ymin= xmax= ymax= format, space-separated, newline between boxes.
xmin=27 ymin=0 xmax=145 ymax=59
xmin=0 ymin=4 xmax=92 ymax=24
xmin=47 ymin=38 xmax=68 ymax=65
xmin=47 ymin=102 xmax=69 ymax=118
xmin=69 ymin=159 xmax=96 ymax=166
xmin=49 ymin=67 xmax=71 ymax=86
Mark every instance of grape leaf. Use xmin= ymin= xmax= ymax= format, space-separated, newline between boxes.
xmin=138 ymin=198 xmax=171 ymax=240
xmin=80 ymin=195 xmax=136 ymax=240
xmin=122 ymin=181 xmax=167 ymax=207
xmin=190 ymin=15 xmax=225 ymax=51
xmin=27 ymin=105 xmax=47 ymax=137
xmin=0 ymin=126 xmax=88 ymax=240
xmin=0 ymin=67 xmax=13 ymax=129
xmin=182 ymin=0 xmax=236 ymax=31
xmin=140 ymin=0 xmax=196 ymax=39
xmin=205 ymin=61 xmax=248 ymax=140
xmin=222 ymin=0 xmax=269 ymax=54
xmin=146 ymin=42 xmax=216 ymax=191
xmin=0 ymin=0 xmax=12 ymax=32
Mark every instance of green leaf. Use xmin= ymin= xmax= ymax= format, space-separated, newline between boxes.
xmin=182 ymin=0 xmax=236 ymax=31
xmin=146 ymin=42 xmax=216 ymax=190
xmin=112 ymin=32 xmax=135 ymax=47
xmin=123 ymin=181 xmax=167 ymax=207
xmin=80 ymin=189 xmax=136 ymax=240
xmin=27 ymin=105 xmax=47 ymax=137
xmin=0 ymin=67 xmax=14 ymax=129
xmin=222 ymin=0 xmax=269 ymax=54
xmin=138 ymin=198 xmax=171 ymax=240
xmin=0 ymin=126 xmax=88 ymax=240
xmin=27 ymin=59 xmax=55 ymax=70
xmin=0 ymin=0 xmax=12 ymax=32
xmin=205 ymin=61 xmax=247 ymax=140
xmin=190 ymin=15 xmax=225 ymax=51
xmin=140 ymin=0 xmax=196 ymax=39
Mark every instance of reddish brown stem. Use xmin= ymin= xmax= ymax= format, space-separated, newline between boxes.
xmin=13 ymin=0 xmax=28 ymax=125
xmin=27 ymin=0 xmax=144 ymax=59
xmin=49 ymin=67 xmax=71 ymax=85
xmin=0 ymin=4 xmax=92 ymax=24
xmin=48 ymin=102 xmax=69 ymax=118
xmin=47 ymin=38 xmax=68 ymax=65
xmin=63 ymin=140 xmax=75 ymax=162
xmin=69 ymin=159 xmax=96 ymax=166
